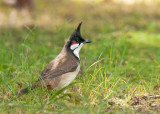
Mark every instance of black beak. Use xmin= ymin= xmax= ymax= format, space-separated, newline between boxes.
xmin=83 ymin=40 xmax=92 ymax=44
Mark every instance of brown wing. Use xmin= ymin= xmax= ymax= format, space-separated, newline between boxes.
xmin=38 ymin=55 xmax=79 ymax=81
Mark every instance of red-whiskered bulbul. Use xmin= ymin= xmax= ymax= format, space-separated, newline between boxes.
xmin=17 ymin=22 xmax=92 ymax=95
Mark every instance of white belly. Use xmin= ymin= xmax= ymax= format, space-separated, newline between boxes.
xmin=59 ymin=65 xmax=80 ymax=88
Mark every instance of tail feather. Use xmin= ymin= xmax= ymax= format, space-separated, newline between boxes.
xmin=18 ymin=87 xmax=29 ymax=95
xmin=17 ymin=84 xmax=36 ymax=95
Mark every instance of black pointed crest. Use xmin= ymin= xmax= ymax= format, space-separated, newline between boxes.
xmin=76 ymin=22 xmax=82 ymax=35
xmin=68 ymin=22 xmax=84 ymax=42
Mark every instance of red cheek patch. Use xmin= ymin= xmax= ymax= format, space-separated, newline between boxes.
xmin=72 ymin=41 xmax=77 ymax=45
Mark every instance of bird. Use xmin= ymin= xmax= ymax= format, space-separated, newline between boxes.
xmin=17 ymin=22 xmax=92 ymax=95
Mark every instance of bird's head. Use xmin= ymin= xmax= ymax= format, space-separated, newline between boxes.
xmin=66 ymin=22 xmax=92 ymax=58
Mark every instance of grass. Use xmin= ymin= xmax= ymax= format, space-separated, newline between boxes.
xmin=0 ymin=1 xmax=160 ymax=113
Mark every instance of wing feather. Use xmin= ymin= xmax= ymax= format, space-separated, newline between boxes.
xmin=38 ymin=54 xmax=79 ymax=81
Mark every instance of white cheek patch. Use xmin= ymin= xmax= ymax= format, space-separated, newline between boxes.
xmin=73 ymin=43 xmax=83 ymax=59
xmin=70 ymin=44 xmax=79 ymax=50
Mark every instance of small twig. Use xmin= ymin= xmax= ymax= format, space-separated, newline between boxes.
xmin=16 ymin=82 xmax=22 ymax=94
xmin=148 ymin=95 xmax=160 ymax=99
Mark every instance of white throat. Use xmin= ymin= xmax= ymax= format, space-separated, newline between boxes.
xmin=72 ymin=43 xmax=83 ymax=59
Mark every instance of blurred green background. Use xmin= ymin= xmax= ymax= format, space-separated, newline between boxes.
xmin=0 ymin=0 xmax=160 ymax=113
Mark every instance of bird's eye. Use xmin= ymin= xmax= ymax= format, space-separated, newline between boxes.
xmin=76 ymin=39 xmax=80 ymax=42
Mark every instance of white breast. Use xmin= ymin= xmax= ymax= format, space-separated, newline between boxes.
xmin=59 ymin=65 xmax=80 ymax=89
xmin=73 ymin=43 xmax=83 ymax=59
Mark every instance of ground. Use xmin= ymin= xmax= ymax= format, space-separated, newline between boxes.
xmin=0 ymin=1 xmax=160 ymax=113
